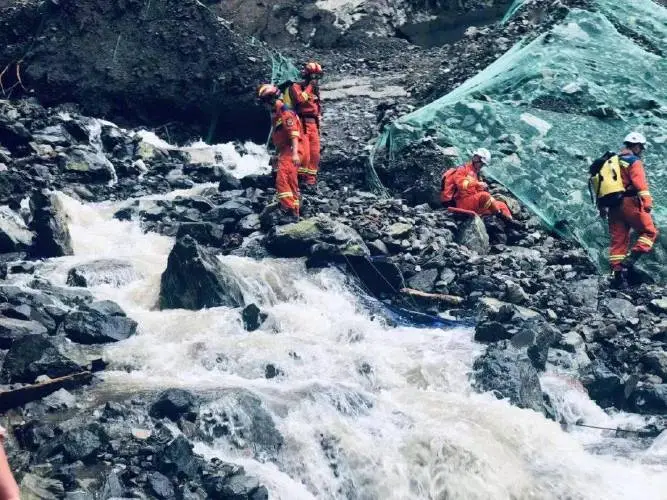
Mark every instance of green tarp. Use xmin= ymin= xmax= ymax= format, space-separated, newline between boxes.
xmin=374 ymin=0 xmax=667 ymax=279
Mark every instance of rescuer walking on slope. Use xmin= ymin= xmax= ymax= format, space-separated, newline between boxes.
xmin=441 ymin=149 xmax=513 ymax=220
xmin=258 ymin=83 xmax=302 ymax=222
xmin=590 ymin=131 xmax=658 ymax=287
xmin=285 ymin=61 xmax=323 ymax=191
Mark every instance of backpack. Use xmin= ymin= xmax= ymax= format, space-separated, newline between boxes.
xmin=440 ymin=167 xmax=460 ymax=206
xmin=589 ymin=152 xmax=626 ymax=208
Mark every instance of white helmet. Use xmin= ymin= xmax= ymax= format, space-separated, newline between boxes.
xmin=624 ymin=131 xmax=647 ymax=145
xmin=472 ymin=148 xmax=491 ymax=165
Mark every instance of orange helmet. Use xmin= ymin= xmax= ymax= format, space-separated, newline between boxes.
xmin=302 ymin=61 xmax=323 ymax=77
xmin=257 ymin=83 xmax=280 ymax=100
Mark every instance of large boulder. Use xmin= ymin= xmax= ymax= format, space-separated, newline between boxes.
xmin=60 ymin=309 xmax=137 ymax=344
xmin=456 ymin=215 xmax=489 ymax=255
xmin=0 ymin=335 xmax=82 ymax=383
xmin=629 ymin=384 xmax=667 ymax=414
xmin=472 ymin=343 xmax=545 ymax=414
xmin=58 ymin=146 xmax=116 ymax=182
xmin=150 ymin=389 xmax=199 ymax=422
xmin=28 ymin=190 xmax=73 ymax=258
xmin=159 ymin=236 xmax=244 ymax=310
xmin=1 ymin=0 xmax=274 ymax=142
xmin=265 ymin=216 xmax=369 ymax=264
xmin=0 ymin=206 xmax=34 ymax=253
xmin=66 ymin=259 xmax=140 ymax=288
xmin=0 ymin=316 xmax=48 ymax=348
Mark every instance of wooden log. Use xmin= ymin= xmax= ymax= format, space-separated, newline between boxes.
xmin=400 ymin=287 xmax=464 ymax=306
xmin=0 ymin=371 xmax=93 ymax=411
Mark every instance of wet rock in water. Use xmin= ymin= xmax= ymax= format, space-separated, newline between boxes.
xmin=66 ymin=259 xmax=140 ymax=287
xmin=472 ymin=343 xmax=545 ymax=414
xmin=204 ymin=473 xmax=267 ymax=500
xmin=61 ymin=308 xmax=137 ymax=344
xmin=157 ymin=435 xmax=204 ymax=480
xmin=199 ymin=389 xmax=283 ymax=459
xmin=148 ymin=471 xmax=175 ymax=500
xmin=176 ymin=222 xmax=226 ymax=247
xmin=242 ymin=304 xmax=267 ymax=332
xmin=20 ymin=473 xmax=65 ymax=499
xmin=238 ymin=214 xmax=261 ymax=235
xmin=84 ymin=300 xmax=127 ymax=317
xmin=580 ymin=361 xmax=625 ymax=409
xmin=474 ymin=319 xmax=513 ymax=343
xmin=150 ymin=389 xmax=199 ymax=422
xmin=218 ymin=170 xmax=242 ymax=191
xmin=0 ymin=335 xmax=82 ymax=383
xmin=210 ymin=200 xmax=254 ymax=221
xmin=58 ymin=146 xmax=115 ymax=182
xmin=266 ymin=216 xmax=369 ymax=263
xmin=456 ymin=215 xmax=489 ymax=255
xmin=629 ymin=384 xmax=667 ymax=414
xmin=0 ymin=316 xmax=48 ymax=348
xmin=0 ymin=206 xmax=34 ymax=253
xmin=510 ymin=318 xmax=561 ymax=371
xmin=28 ymin=190 xmax=73 ymax=258
xmin=159 ymin=236 xmax=244 ymax=310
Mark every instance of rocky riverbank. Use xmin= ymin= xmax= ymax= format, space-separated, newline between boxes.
xmin=0 ymin=0 xmax=665 ymax=496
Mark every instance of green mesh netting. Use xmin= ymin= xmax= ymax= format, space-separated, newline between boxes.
xmin=501 ymin=0 xmax=530 ymax=24
xmin=270 ymin=51 xmax=301 ymax=85
xmin=373 ymin=0 xmax=667 ymax=279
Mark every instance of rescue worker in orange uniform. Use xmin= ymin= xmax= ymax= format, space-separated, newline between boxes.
xmin=258 ymin=83 xmax=303 ymax=220
xmin=285 ymin=61 xmax=323 ymax=190
xmin=450 ymin=149 xmax=513 ymax=219
xmin=603 ymin=132 xmax=658 ymax=285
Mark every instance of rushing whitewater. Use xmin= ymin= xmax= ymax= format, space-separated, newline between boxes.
xmin=26 ymin=153 xmax=667 ymax=498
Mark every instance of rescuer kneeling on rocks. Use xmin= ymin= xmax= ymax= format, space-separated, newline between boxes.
xmin=440 ymin=148 xmax=513 ymax=220
xmin=258 ymin=83 xmax=303 ymax=223
xmin=589 ymin=131 xmax=658 ymax=288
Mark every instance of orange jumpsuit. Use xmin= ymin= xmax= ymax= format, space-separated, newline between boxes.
xmin=608 ymin=149 xmax=657 ymax=271
xmin=288 ymin=81 xmax=321 ymax=185
xmin=271 ymin=100 xmax=302 ymax=216
xmin=452 ymin=163 xmax=512 ymax=218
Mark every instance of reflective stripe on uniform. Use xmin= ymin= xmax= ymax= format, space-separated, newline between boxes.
xmin=483 ymin=198 xmax=494 ymax=210
xmin=277 ymin=192 xmax=294 ymax=199
xmin=609 ymin=254 xmax=626 ymax=262
xmin=637 ymin=236 xmax=654 ymax=247
xmin=301 ymin=92 xmax=310 ymax=101
xmin=290 ymin=131 xmax=300 ymax=137
xmin=638 ymin=190 xmax=651 ymax=197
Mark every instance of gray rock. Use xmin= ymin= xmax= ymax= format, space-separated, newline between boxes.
xmin=159 ymin=236 xmax=245 ymax=310
xmin=367 ymin=239 xmax=389 ymax=256
xmin=457 ymin=215 xmax=489 ymax=255
xmin=0 ymin=316 xmax=48 ymax=348
xmin=0 ymin=206 xmax=34 ymax=253
xmin=265 ymin=216 xmax=369 ymax=261
xmin=0 ymin=335 xmax=81 ymax=383
xmin=478 ymin=297 xmax=540 ymax=320
xmin=61 ymin=309 xmax=137 ymax=344
xmin=649 ymin=298 xmax=667 ymax=314
xmin=560 ymin=331 xmax=585 ymax=353
xmin=472 ymin=344 xmax=545 ymax=414
xmin=29 ymin=190 xmax=73 ymax=258
xmin=629 ymin=384 xmax=667 ymax=414
xmin=642 ymin=351 xmax=667 ymax=379
xmin=504 ymin=280 xmax=528 ymax=304
xmin=242 ymin=304 xmax=267 ymax=332
xmin=209 ymin=201 xmax=254 ymax=221
xmin=98 ymin=471 xmax=123 ymax=498
xmin=41 ymin=388 xmax=77 ymax=411
xmin=58 ymin=146 xmax=115 ymax=182
xmin=387 ymin=222 xmax=413 ymax=239
xmin=238 ymin=214 xmax=261 ymax=235
xmin=66 ymin=259 xmax=140 ymax=288
xmin=439 ymin=267 xmax=456 ymax=286
xmin=150 ymin=389 xmax=199 ymax=421
xmin=568 ymin=278 xmax=599 ymax=310
xmin=158 ymin=436 xmax=204 ymax=480
xmin=199 ymin=389 xmax=283 ymax=459
xmin=605 ymin=298 xmax=638 ymax=324
xmin=176 ymin=222 xmax=225 ymax=247
xmin=148 ymin=471 xmax=175 ymax=500
xmin=204 ymin=473 xmax=265 ymax=500
xmin=84 ymin=300 xmax=126 ymax=317
xmin=20 ymin=473 xmax=65 ymax=500
xmin=580 ymin=361 xmax=625 ymax=409
xmin=407 ymin=268 xmax=439 ymax=292
xmin=218 ymin=170 xmax=242 ymax=191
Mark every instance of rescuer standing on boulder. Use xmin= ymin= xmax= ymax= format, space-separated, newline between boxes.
xmin=441 ymin=149 xmax=513 ymax=220
xmin=284 ymin=61 xmax=323 ymax=191
xmin=590 ymin=131 xmax=657 ymax=287
xmin=258 ymin=83 xmax=302 ymax=221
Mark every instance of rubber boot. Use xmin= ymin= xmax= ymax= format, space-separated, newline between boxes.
xmin=610 ymin=269 xmax=629 ymax=290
